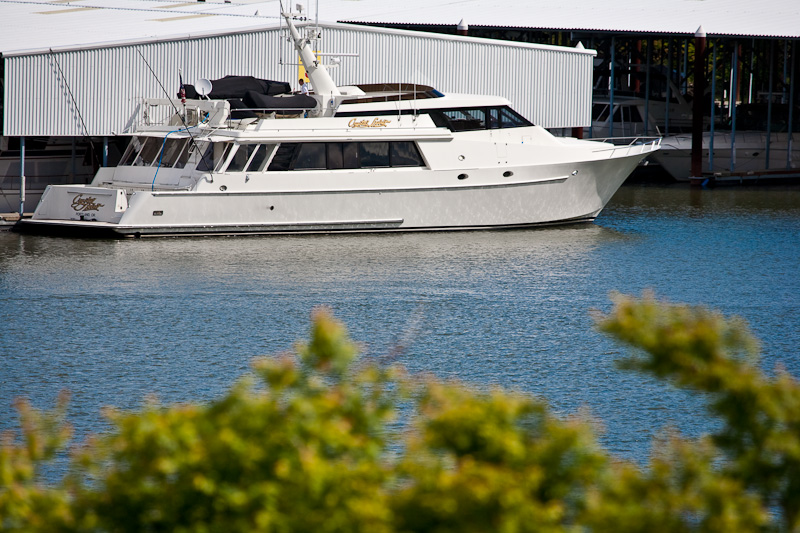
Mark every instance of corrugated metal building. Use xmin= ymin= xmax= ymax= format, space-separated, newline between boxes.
xmin=0 ymin=0 xmax=595 ymax=138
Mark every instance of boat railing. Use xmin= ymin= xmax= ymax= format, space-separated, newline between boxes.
xmin=588 ymin=135 xmax=660 ymax=146
xmin=138 ymin=98 xmax=231 ymax=130
xmin=590 ymin=136 xmax=662 ymax=156
xmin=137 ymin=98 xmax=320 ymax=130
xmin=233 ymin=107 xmax=317 ymax=118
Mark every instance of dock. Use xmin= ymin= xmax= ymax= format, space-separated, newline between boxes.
xmin=0 ymin=213 xmax=24 ymax=230
xmin=693 ymin=169 xmax=800 ymax=186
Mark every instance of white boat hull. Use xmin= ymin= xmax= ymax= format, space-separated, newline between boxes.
xmin=19 ymin=155 xmax=643 ymax=237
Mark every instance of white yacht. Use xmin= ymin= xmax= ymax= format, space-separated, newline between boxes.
xmin=16 ymin=11 xmax=659 ymax=238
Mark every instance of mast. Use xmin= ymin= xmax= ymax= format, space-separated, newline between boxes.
xmin=281 ymin=9 xmax=340 ymax=116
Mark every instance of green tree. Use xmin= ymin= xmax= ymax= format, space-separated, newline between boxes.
xmin=596 ymin=292 xmax=800 ymax=531
xmin=0 ymin=393 xmax=76 ymax=532
xmin=1 ymin=296 xmax=798 ymax=532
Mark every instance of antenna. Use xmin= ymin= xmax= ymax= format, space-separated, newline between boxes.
xmin=195 ymin=78 xmax=213 ymax=99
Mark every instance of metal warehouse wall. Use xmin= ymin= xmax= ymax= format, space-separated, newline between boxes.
xmin=2 ymin=23 xmax=594 ymax=136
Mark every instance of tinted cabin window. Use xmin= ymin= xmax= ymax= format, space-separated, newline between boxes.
xmin=344 ymin=143 xmax=359 ymax=168
xmin=499 ymin=107 xmax=530 ymax=128
xmin=226 ymin=144 xmax=259 ymax=172
xmin=246 ymin=144 xmax=275 ymax=172
xmin=120 ymin=137 xmax=144 ymax=166
xmin=442 ymin=109 xmax=486 ymax=131
xmin=214 ymin=143 xmax=234 ymax=172
xmin=196 ymin=142 xmax=215 ymax=171
xmin=326 ymin=143 xmax=359 ymax=169
xmin=175 ymin=143 xmax=192 ymax=169
xmin=427 ymin=106 xmax=532 ymax=132
xmin=267 ymin=143 xmax=298 ymax=171
xmin=161 ymin=138 xmax=187 ymax=168
xmin=488 ymin=108 xmax=501 ymax=129
xmin=337 ymin=106 xmax=532 ymax=131
xmin=134 ymin=138 xmax=162 ymax=166
xmin=359 ymin=142 xmax=390 ymax=167
xmin=267 ymin=141 xmax=423 ymax=171
xmin=390 ymin=141 xmax=424 ymax=166
xmin=327 ymin=143 xmax=344 ymax=169
xmin=294 ymin=143 xmax=326 ymax=170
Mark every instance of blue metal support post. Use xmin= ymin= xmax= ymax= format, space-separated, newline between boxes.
xmin=766 ymin=40 xmax=774 ymax=169
xmin=709 ymin=42 xmax=716 ymax=173
xmin=787 ymin=42 xmax=796 ymax=169
xmin=730 ymin=42 xmax=738 ymax=172
xmin=19 ymin=137 xmax=25 ymax=216
xmin=609 ymin=37 xmax=615 ymax=137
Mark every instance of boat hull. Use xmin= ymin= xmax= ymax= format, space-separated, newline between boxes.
xmin=15 ymin=155 xmax=642 ymax=238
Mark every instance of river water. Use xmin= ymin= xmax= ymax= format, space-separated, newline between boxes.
xmin=1 ymin=184 xmax=799 ymax=465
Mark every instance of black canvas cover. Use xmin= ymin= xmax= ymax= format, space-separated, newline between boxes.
xmin=243 ymin=92 xmax=317 ymax=113
xmin=181 ymin=76 xmax=291 ymax=100
xmin=227 ymin=99 xmax=259 ymax=120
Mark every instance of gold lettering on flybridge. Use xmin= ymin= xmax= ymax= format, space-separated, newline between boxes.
xmin=348 ymin=118 xmax=392 ymax=128
xmin=71 ymin=194 xmax=105 ymax=212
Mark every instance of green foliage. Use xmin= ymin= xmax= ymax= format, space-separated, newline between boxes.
xmin=393 ymin=383 xmax=606 ymax=532
xmin=597 ymin=292 xmax=800 ymax=531
xmin=2 ymin=297 xmax=799 ymax=531
xmin=0 ymin=392 xmax=76 ymax=532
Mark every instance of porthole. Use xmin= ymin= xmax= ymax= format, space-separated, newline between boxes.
xmin=458 ymin=173 xmax=469 ymax=180
xmin=503 ymin=171 xmax=513 ymax=177
xmin=219 ymin=185 xmax=228 ymax=191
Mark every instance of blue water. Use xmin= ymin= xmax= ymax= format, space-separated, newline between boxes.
xmin=1 ymin=184 xmax=799 ymax=465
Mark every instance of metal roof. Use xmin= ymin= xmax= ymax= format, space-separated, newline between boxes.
xmin=1 ymin=0 xmax=799 ymax=57
xmin=0 ymin=0 xmax=283 ymax=56
xmin=322 ymin=0 xmax=800 ymax=39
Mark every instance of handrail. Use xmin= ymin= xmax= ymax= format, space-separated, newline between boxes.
xmin=589 ymin=136 xmax=662 ymax=156
xmin=587 ymin=135 xmax=662 ymax=146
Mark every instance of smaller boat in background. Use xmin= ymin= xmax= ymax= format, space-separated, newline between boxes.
xmin=653 ymin=131 xmax=799 ymax=181
xmin=652 ymin=104 xmax=800 ymax=181
xmin=588 ymin=95 xmax=693 ymax=139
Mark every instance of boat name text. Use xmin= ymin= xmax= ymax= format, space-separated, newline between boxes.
xmin=348 ymin=118 xmax=392 ymax=128
xmin=71 ymin=194 xmax=105 ymax=212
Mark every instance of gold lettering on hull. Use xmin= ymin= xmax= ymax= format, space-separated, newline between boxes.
xmin=71 ymin=194 xmax=105 ymax=212
xmin=348 ymin=118 xmax=392 ymax=128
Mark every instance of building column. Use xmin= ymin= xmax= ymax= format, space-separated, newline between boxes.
xmin=19 ymin=137 xmax=26 ymax=216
